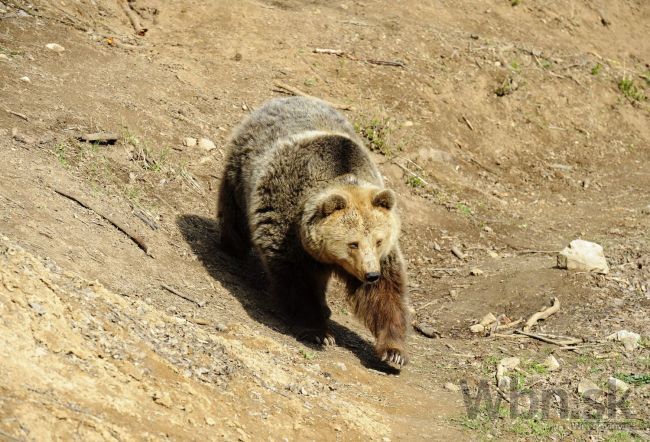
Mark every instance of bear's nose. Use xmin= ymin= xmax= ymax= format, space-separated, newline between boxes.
xmin=365 ymin=272 xmax=381 ymax=283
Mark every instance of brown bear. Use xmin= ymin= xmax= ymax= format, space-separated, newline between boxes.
xmin=217 ymin=96 xmax=410 ymax=365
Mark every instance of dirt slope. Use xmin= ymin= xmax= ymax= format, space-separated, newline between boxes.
xmin=1 ymin=0 xmax=649 ymax=440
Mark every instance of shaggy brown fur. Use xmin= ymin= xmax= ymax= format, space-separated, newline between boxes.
xmin=217 ymin=97 xmax=410 ymax=365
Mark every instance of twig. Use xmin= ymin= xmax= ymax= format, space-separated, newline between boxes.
xmin=78 ymin=132 xmax=119 ymax=144
xmin=273 ymin=82 xmax=353 ymax=111
xmin=523 ymin=297 xmax=560 ymax=331
xmin=132 ymin=206 xmax=159 ymax=230
xmin=5 ymin=109 xmax=29 ymax=121
xmin=450 ymin=246 xmax=465 ymax=260
xmin=54 ymin=188 xmax=151 ymax=256
xmin=313 ymin=48 xmax=345 ymax=56
xmin=117 ymin=0 xmax=147 ymax=36
xmin=462 ymin=115 xmax=474 ymax=131
xmin=514 ymin=330 xmax=581 ymax=346
xmin=392 ymin=161 xmax=430 ymax=186
xmin=366 ymin=59 xmax=405 ymax=68
xmin=161 ymin=283 xmax=206 ymax=307
xmin=495 ymin=318 xmax=523 ymax=331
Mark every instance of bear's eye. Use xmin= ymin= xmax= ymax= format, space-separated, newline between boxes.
xmin=348 ymin=242 xmax=359 ymax=249
xmin=376 ymin=239 xmax=383 ymax=247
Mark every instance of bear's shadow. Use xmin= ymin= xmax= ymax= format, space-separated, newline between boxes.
xmin=177 ymin=214 xmax=400 ymax=374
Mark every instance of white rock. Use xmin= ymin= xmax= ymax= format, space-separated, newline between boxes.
xmin=469 ymin=324 xmax=485 ymax=333
xmin=182 ymin=137 xmax=197 ymax=147
xmin=19 ymin=76 xmax=31 ymax=83
xmin=335 ymin=362 xmax=347 ymax=371
xmin=496 ymin=357 xmax=520 ymax=389
xmin=444 ymin=382 xmax=460 ymax=392
xmin=557 ymin=239 xmax=609 ymax=274
xmin=544 ymin=355 xmax=560 ymax=371
xmin=608 ymin=377 xmax=629 ymax=393
xmin=479 ymin=312 xmax=497 ymax=326
xmin=577 ymin=379 xmax=602 ymax=401
xmin=45 ymin=43 xmax=65 ymax=53
xmin=0 ymin=54 xmax=9 ymax=61
xmin=470 ymin=268 xmax=484 ymax=276
xmin=606 ymin=330 xmax=641 ymax=351
xmin=198 ymin=137 xmax=216 ymax=151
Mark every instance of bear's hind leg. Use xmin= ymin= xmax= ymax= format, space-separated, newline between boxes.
xmin=268 ymin=259 xmax=335 ymax=346
xmin=344 ymin=248 xmax=409 ymax=365
xmin=217 ymin=174 xmax=250 ymax=258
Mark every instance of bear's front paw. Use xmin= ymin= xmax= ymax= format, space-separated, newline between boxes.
xmin=379 ymin=348 xmax=408 ymax=366
xmin=296 ymin=327 xmax=336 ymax=347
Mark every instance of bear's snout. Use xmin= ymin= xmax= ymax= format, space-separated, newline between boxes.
xmin=364 ymin=272 xmax=381 ymax=283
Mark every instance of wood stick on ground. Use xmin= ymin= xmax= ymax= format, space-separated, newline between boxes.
xmin=462 ymin=115 xmax=474 ymax=131
xmin=494 ymin=317 xmax=523 ymax=331
xmin=523 ymin=296 xmax=560 ymax=331
xmin=78 ymin=132 xmax=120 ymax=144
xmin=54 ymin=188 xmax=151 ymax=256
xmin=514 ymin=330 xmax=582 ymax=346
xmin=313 ymin=48 xmax=345 ymax=56
xmin=161 ymin=284 xmax=206 ymax=308
xmin=5 ymin=109 xmax=29 ymax=121
xmin=392 ymin=161 xmax=430 ymax=186
xmin=273 ymin=82 xmax=353 ymax=111
xmin=117 ymin=0 xmax=147 ymax=36
xmin=366 ymin=59 xmax=406 ymax=68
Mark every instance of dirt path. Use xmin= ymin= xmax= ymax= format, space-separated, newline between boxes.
xmin=1 ymin=1 xmax=649 ymax=440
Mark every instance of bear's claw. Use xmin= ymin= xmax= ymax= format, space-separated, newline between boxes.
xmin=298 ymin=329 xmax=336 ymax=347
xmin=380 ymin=349 xmax=408 ymax=366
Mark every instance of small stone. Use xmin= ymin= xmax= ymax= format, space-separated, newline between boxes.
xmin=414 ymin=322 xmax=439 ymax=338
xmin=19 ymin=76 xmax=31 ymax=83
xmin=198 ymin=137 xmax=216 ymax=151
xmin=641 ymin=205 xmax=650 ymax=215
xmin=483 ymin=225 xmax=493 ymax=233
xmin=557 ymin=239 xmax=609 ymax=274
xmin=577 ymin=379 xmax=602 ymax=401
xmin=432 ymin=242 xmax=441 ymax=252
xmin=470 ymin=324 xmax=485 ymax=333
xmin=451 ymin=246 xmax=465 ymax=260
xmin=152 ymin=391 xmax=173 ymax=408
xmin=488 ymin=250 xmax=499 ymax=258
xmin=205 ymin=417 xmax=216 ymax=426
xmin=444 ymin=382 xmax=460 ymax=392
xmin=28 ymin=301 xmax=47 ymax=316
xmin=0 ymin=54 xmax=9 ymax=61
xmin=470 ymin=268 xmax=484 ymax=276
xmin=215 ymin=323 xmax=227 ymax=332
xmin=192 ymin=317 xmax=209 ymax=325
xmin=608 ymin=377 xmax=629 ymax=393
xmin=335 ymin=362 xmax=347 ymax=371
xmin=402 ymin=120 xmax=414 ymax=127
xmin=479 ymin=312 xmax=497 ymax=326
xmin=544 ymin=355 xmax=560 ymax=372
xmin=183 ymin=137 xmax=197 ymax=147
xmin=606 ymin=330 xmax=641 ymax=351
xmin=45 ymin=43 xmax=65 ymax=53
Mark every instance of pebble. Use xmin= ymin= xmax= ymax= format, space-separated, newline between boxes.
xmin=470 ymin=268 xmax=484 ymax=276
xmin=402 ymin=120 xmax=414 ymax=127
xmin=451 ymin=246 xmax=465 ymax=260
xmin=0 ymin=54 xmax=9 ymax=61
xmin=152 ymin=391 xmax=173 ymax=408
xmin=45 ymin=43 xmax=65 ymax=53
xmin=606 ymin=330 xmax=641 ymax=351
xmin=183 ymin=137 xmax=197 ymax=147
xmin=28 ymin=301 xmax=47 ymax=316
xmin=608 ymin=377 xmax=629 ymax=393
xmin=215 ymin=323 xmax=227 ymax=332
xmin=544 ymin=355 xmax=560 ymax=371
xmin=577 ymin=379 xmax=602 ymax=401
xmin=487 ymin=250 xmax=499 ymax=258
xmin=641 ymin=205 xmax=650 ymax=215
xmin=444 ymin=382 xmax=460 ymax=392
xmin=198 ymin=137 xmax=216 ymax=151
xmin=335 ymin=362 xmax=347 ymax=371
xmin=414 ymin=322 xmax=439 ymax=338
xmin=19 ymin=76 xmax=31 ymax=83
xmin=205 ymin=417 xmax=216 ymax=426
xmin=557 ymin=239 xmax=609 ymax=274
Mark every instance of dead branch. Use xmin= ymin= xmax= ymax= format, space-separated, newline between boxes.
xmin=117 ymin=0 xmax=147 ymax=36
xmin=273 ymin=82 xmax=353 ymax=111
xmin=313 ymin=48 xmax=345 ymax=56
xmin=392 ymin=161 xmax=430 ymax=186
xmin=366 ymin=59 xmax=406 ymax=68
xmin=78 ymin=132 xmax=120 ymax=144
xmin=523 ymin=297 xmax=560 ymax=331
xmin=161 ymin=283 xmax=206 ymax=307
xmin=54 ymin=188 xmax=151 ymax=256
xmin=5 ymin=109 xmax=29 ymax=121
xmin=461 ymin=115 xmax=474 ymax=131
xmin=514 ymin=330 xmax=581 ymax=346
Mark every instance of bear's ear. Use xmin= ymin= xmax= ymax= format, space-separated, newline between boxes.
xmin=320 ymin=193 xmax=348 ymax=217
xmin=372 ymin=189 xmax=395 ymax=210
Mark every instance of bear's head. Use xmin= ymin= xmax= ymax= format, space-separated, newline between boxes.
xmin=301 ymin=186 xmax=399 ymax=283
